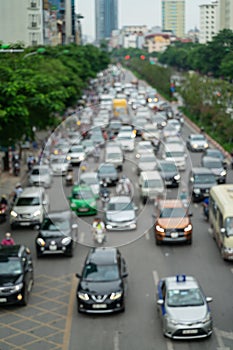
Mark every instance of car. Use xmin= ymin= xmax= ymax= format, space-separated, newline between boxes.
xmin=201 ymin=156 xmax=227 ymax=184
xmin=108 ymin=120 xmax=122 ymax=135
xmin=141 ymin=124 xmax=160 ymax=141
xmin=76 ymin=247 xmax=128 ymax=313
xmin=116 ymin=131 xmax=135 ymax=151
xmin=166 ymin=119 xmax=182 ymax=133
xmin=67 ymin=131 xmax=81 ymax=145
xmin=135 ymin=141 xmax=155 ymax=159
xmin=97 ymin=163 xmax=119 ymax=186
xmin=52 ymin=140 xmax=70 ymax=156
xmin=151 ymin=113 xmax=167 ymax=129
xmin=189 ymin=167 xmax=217 ymax=202
xmin=157 ymin=274 xmax=213 ymax=339
xmin=202 ymin=148 xmax=227 ymax=168
xmin=139 ymin=171 xmax=164 ymax=204
xmin=105 ymin=146 xmax=124 ymax=171
xmin=10 ymin=187 xmax=49 ymax=229
xmin=162 ymin=124 xmax=179 ymax=139
xmin=164 ymin=135 xmax=185 ymax=147
xmin=90 ymin=132 xmax=105 ymax=148
xmin=137 ymin=153 xmax=157 ymax=176
xmin=79 ymin=172 xmax=100 ymax=198
xmin=154 ymin=199 xmax=193 ymax=245
xmin=67 ymin=145 xmax=86 ymax=165
xmin=28 ymin=164 xmax=53 ymax=188
xmin=186 ymin=133 xmax=209 ymax=152
xmin=157 ymin=160 xmax=180 ymax=187
xmin=68 ymin=184 xmax=97 ymax=216
xmin=50 ymin=155 xmax=70 ymax=176
xmin=162 ymin=143 xmax=187 ymax=171
xmin=0 ymin=245 xmax=34 ymax=306
xmin=105 ymin=196 xmax=137 ymax=230
xmin=35 ymin=211 xmax=78 ymax=258
xmin=131 ymin=116 xmax=147 ymax=136
xmin=81 ymin=140 xmax=95 ymax=157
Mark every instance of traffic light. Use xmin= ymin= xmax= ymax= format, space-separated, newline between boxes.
xmin=140 ymin=55 xmax=146 ymax=60
xmin=125 ymin=55 xmax=130 ymax=60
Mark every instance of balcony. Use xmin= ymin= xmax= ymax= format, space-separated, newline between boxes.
xmin=30 ymin=2 xmax=37 ymax=8
xmin=31 ymin=22 xmax=37 ymax=28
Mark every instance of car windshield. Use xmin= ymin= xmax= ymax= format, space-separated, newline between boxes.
xmin=159 ymin=163 xmax=177 ymax=172
xmin=207 ymin=150 xmax=223 ymax=159
xmin=117 ymin=135 xmax=132 ymax=140
xmin=167 ymin=288 xmax=205 ymax=307
xmin=51 ymin=158 xmax=67 ymax=164
xmin=108 ymin=202 xmax=134 ymax=211
xmin=204 ymin=160 xmax=222 ymax=168
xmin=160 ymin=207 xmax=186 ymax=218
xmin=140 ymin=156 xmax=156 ymax=162
xmin=16 ymin=197 xmax=40 ymax=206
xmin=107 ymin=153 xmax=121 ymax=159
xmin=72 ymin=190 xmax=93 ymax=200
xmin=82 ymin=263 xmax=119 ymax=282
xmin=166 ymin=151 xmax=184 ymax=158
xmin=80 ymin=177 xmax=97 ymax=185
xmin=144 ymin=180 xmax=163 ymax=188
xmin=191 ymin=135 xmax=205 ymax=141
xmin=225 ymin=217 xmax=233 ymax=236
xmin=41 ymin=217 xmax=69 ymax=234
xmin=0 ymin=258 xmax=23 ymax=275
xmin=99 ymin=166 xmax=115 ymax=174
xmin=31 ymin=168 xmax=47 ymax=175
xmin=194 ymin=174 xmax=216 ymax=184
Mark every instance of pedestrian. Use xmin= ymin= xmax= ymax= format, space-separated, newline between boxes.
xmin=1 ymin=232 xmax=15 ymax=246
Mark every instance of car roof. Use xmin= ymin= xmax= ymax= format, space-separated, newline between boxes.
xmin=20 ymin=187 xmax=44 ymax=197
xmin=43 ymin=211 xmax=71 ymax=221
xmin=109 ymin=196 xmax=131 ymax=203
xmin=202 ymin=156 xmax=222 ymax=163
xmin=80 ymin=172 xmax=98 ymax=179
xmin=164 ymin=143 xmax=185 ymax=151
xmin=140 ymin=171 xmax=162 ymax=179
xmin=87 ymin=247 xmax=118 ymax=265
xmin=0 ymin=244 xmax=27 ymax=258
xmin=191 ymin=167 xmax=213 ymax=174
xmin=159 ymin=199 xmax=184 ymax=208
xmin=164 ymin=275 xmax=198 ymax=290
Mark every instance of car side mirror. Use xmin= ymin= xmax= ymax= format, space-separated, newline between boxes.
xmin=122 ymin=272 xmax=128 ymax=278
xmin=157 ymin=299 xmax=164 ymax=306
xmin=190 ymin=177 xmax=194 ymax=183
xmin=42 ymin=200 xmax=47 ymax=205
xmin=75 ymin=273 xmax=81 ymax=279
xmin=206 ymin=297 xmax=213 ymax=303
xmin=221 ymin=227 xmax=226 ymax=234
xmin=188 ymin=213 xmax=193 ymax=217
xmin=72 ymin=224 xmax=78 ymax=229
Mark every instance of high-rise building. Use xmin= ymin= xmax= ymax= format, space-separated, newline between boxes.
xmin=162 ymin=0 xmax=185 ymax=38
xmin=0 ymin=0 xmax=75 ymax=47
xmin=199 ymin=1 xmax=218 ymax=44
xmin=218 ymin=0 xmax=233 ymax=31
xmin=95 ymin=0 xmax=118 ymax=43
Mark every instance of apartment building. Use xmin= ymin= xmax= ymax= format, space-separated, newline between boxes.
xmin=162 ymin=0 xmax=185 ymax=38
xmin=95 ymin=0 xmax=118 ymax=43
xmin=199 ymin=1 xmax=218 ymax=44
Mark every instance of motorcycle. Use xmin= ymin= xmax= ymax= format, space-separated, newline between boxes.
xmin=93 ymin=228 xmax=106 ymax=244
xmin=0 ymin=204 xmax=8 ymax=223
xmin=13 ymin=155 xmax=20 ymax=176
xmin=203 ymin=204 xmax=209 ymax=221
xmin=100 ymin=187 xmax=110 ymax=208
xmin=65 ymin=169 xmax=74 ymax=186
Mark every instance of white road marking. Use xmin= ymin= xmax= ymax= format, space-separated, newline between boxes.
xmin=194 ymin=203 xmax=198 ymax=208
xmin=230 ymin=268 xmax=233 ymax=274
xmin=79 ymin=232 xmax=85 ymax=244
xmin=152 ymin=270 xmax=159 ymax=286
xmin=166 ymin=341 xmax=174 ymax=350
xmin=113 ymin=331 xmax=120 ymax=350
xmin=145 ymin=231 xmax=150 ymax=240
xmin=215 ymin=327 xmax=231 ymax=350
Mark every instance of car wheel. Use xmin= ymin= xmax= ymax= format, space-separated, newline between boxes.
xmin=187 ymin=238 xmax=192 ymax=245
xmin=156 ymin=237 xmax=162 ymax=246
xmin=142 ymin=197 xmax=147 ymax=205
xmin=66 ymin=250 xmax=73 ymax=258
xmin=221 ymin=246 xmax=227 ymax=260
xmin=36 ymin=252 xmax=43 ymax=259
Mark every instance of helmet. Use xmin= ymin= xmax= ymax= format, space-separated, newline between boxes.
xmin=1 ymin=194 xmax=7 ymax=199
xmin=16 ymin=183 xmax=21 ymax=188
xmin=5 ymin=232 xmax=11 ymax=239
xmin=122 ymin=175 xmax=126 ymax=180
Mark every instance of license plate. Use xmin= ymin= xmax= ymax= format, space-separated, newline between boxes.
xmin=92 ymin=304 xmax=107 ymax=309
xmin=165 ymin=181 xmax=172 ymax=185
xmin=171 ymin=232 xmax=178 ymax=238
xmin=20 ymin=222 xmax=30 ymax=226
xmin=78 ymin=208 xmax=88 ymax=212
xmin=182 ymin=329 xmax=198 ymax=334
xmin=0 ymin=298 xmax=7 ymax=303
xmin=49 ymin=245 xmax=57 ymax=251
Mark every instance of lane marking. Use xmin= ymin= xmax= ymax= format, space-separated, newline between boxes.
xmin=62 ymin=274 xmax=78 ymax=350
xmin=113 ymin=330 xmax=120 ymax=350
xmin=166 ymin=341 xmax=174 ymax=350
xmin=145 ymin=231 xmax=150 ymax=240
xmin=152 ymin=270 xmax=159 ymax=287
xmin=230 ymin=268 xmax=233 ymax=274
xmin=79 ymin=232 xmax=85 ymax=244
xmin=215 ymin=327 xmax=231 ymax=350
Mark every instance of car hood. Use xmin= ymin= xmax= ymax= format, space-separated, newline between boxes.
xmin=160 ymin=171 xmax=177 ymax=178
xmin=193 ymin=183 xmax=215 ymax=189
xmin=30 ymin=174 xmax=49 ymax=182
xmin=51 ymin=164 xmax=67 ymax=171
xmin=0 ymin=274 xmax=23 ymax=286
xmin=167 ymin=305 xmax=208 ymax=322
xmin=209 ymin=168 xmax=223 ymax=175
xmin=157 ymin=217 xmax=190 ymax=229
xmin=13 ymin=205 xmax=40 ymax=215
xmin=139 ymin=162 xmax=157 ymax=170
xmin=191 ymin=140 xmax=206 ymax=146
xmin=106 ymin=210 xmax=135 ymax=222
xmin=39 ymin=230 xmax=70 ymax=239
xmin=79 ymin=279 xmax=123 ymax=295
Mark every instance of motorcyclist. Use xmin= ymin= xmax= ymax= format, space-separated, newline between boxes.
xmin=116 ymin=176 xmax=132 ymax=195
xmin=27 ymin=154 xmax=35 ymax=171
xmin=202 ymin=197 xmax=209 ymax=219
xmin=179 ymin=188 xmax=189 ymax=208
xmin=12 ymin=183 xmax=23 ymax=203
xmin=92 ymin=218 xmax=106 ymax=242
xmin=0 ymin=195 xmax=8 ymax=206
xmin=1 ymin=232 xmax=15 ymax=246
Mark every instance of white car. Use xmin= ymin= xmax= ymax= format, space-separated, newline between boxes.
xmin=67 ymin=145 xmax=86 ymax=164
xmin=50 ymin=155 xmax=70 ymax=176
xmin=79 ymin=172 xmax=100 ymax=198
xmin=116 ymin=132 xmax=135 ymax=151
xmin=141 ymin=124 xmax=161 ymax=141
xmin=29 ymin=165 xmax=53 ymax=188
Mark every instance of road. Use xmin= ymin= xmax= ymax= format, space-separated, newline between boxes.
xmin=0 ymin=72 xmax=233 ymax=350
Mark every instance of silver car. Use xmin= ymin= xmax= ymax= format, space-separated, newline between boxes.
xmin=29 ymin=165 xmax=53 ymax=188
xmin=157 ymin=275 xmax=213 ymax=339
xmin=105 ymin=196 xmax=137 ymax=230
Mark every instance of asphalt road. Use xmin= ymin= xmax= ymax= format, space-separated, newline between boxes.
xmin=1 ymin=75 xmax=233 ymax=350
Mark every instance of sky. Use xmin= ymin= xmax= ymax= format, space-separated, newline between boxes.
xmin=76 ymin=0 xmax=212 ymax=41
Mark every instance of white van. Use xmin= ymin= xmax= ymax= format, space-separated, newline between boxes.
xmin=162 ymin=143 xmax=187 ymax=171
xmin=139 ymin=171 xmax=164 ymax=204
xmin=105 ymin=146 xmax=124 ymax=171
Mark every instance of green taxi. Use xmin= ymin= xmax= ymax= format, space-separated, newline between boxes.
xmin=68 ymin=185 xmax=97 ymax=216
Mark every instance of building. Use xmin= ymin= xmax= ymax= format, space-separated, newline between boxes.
xmin=199 ymin=1 xmax=218 ymax=44
xmin=144 ymin=33 xmax=174 ymax=53
xmin=95 ymin=0 xmax=118 ymax=43
xmin=0 ymin=0 xmax=75 ymax=47
xmin=218 ymin=0 xmax=233 ymax=31
xmin=162 ymin=0 xmax=185 ymax=38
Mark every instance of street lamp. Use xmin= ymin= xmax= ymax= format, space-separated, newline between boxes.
xmin=76 ymin=14 xmax=84 ymax=45
xmin=0 ymin=44 xmax=24 ymax=53
xmin=23 ymin=47 xmax=46 ymax=59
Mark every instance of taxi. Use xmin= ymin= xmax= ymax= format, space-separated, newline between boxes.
xmin=157 ymin=275 xmax=213 ymax=339
xmin=154 ymin=199 xmax=192 ymax=245
xmin=68 ymin=185 xmax=97 ymax=216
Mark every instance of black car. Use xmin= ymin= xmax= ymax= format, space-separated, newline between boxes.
xmin=201 ymin=156 xmax=227 ymax=184
xmin=202 ymin=148 xmax=227 ymax=168
xmin=97 ymin=163 xmax=119 ymax=186
xmin=157 ymin=160 xmax=180 ymax=187
xmin=76 ymin=247 xmax=128 ymax=313
xmin=189 ymin=167 xmax=217 ymax=202
xmin=35 ymin=211 xmax=78 ymax=258
xmin=0 ymin=245 xmax=34 ymax=306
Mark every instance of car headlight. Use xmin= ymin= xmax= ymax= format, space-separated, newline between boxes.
xmin=71 ymin=202 xmax=76 ymax=208
xmin=61 ymin=237 xmax=72 ymax=245
xmin=136 ymin=154 xmax=140 ymax=159
xmin=220 ymin=170 xmax=226 ymax=176
xmin=167 ymin=316 xmax=179 ymax=325
xmin=156 ymin=225 xmax=164 ymax=233
xmin=202 ymin=313 xmax=211 ymax=324
xmin=148 ymin=98 xmax=152 ymax=102
xmin=33 ymin=209 xmax=41 ymax=217
xmin=10 ymin=210 xmax=18 ymax=218
xmin=204 ymin=143 xmax=208 ymax=148
xmin=12 ymin=283 xmax=23 ymax=293
xmin=67 ymin=156 xmax=71 ymax=161
xmin=194 ymin=188 xmax=201 ymax=194
xmin=110 ymin=291 xmax=123 ymax=300
xmin=80 ymin=155 xmax=85 ymax=161
xmin=37 ymin=237 xmax=46 ymax=246
xmin=184 ymin=224 xmax=192 ymax=232
xmin=78 ymin=292 xmax=89 ymax=301
xmin=174 ymin=174 xmax=180 ymax=180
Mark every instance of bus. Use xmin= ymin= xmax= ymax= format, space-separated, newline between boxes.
xmin=209 ymin=184 xmax=233 ymax=260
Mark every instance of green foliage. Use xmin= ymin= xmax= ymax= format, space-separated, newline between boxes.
xmin=0 ymin=44 xmax=110 ymax=146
